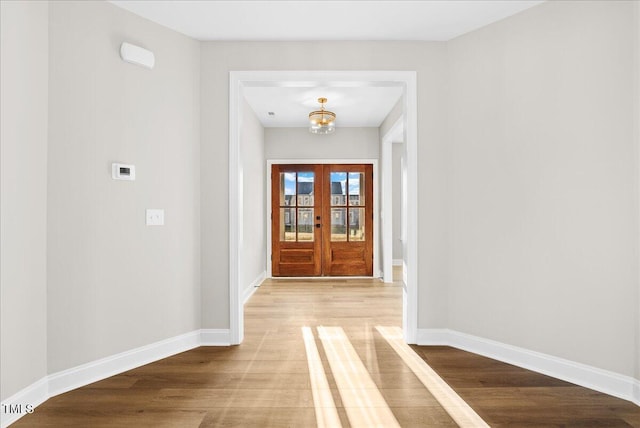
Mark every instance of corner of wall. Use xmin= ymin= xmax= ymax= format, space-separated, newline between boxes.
xmin=0 ymin=0 xmax=49 ymax=408
xmin=634 ymin=0 xmax=640 ymax=387
xmin=418 ymin=329 xmax=640 ymax=406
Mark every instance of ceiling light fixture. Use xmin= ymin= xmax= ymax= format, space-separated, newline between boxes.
xmin=308 ymin=98 xmax=336 ymax=134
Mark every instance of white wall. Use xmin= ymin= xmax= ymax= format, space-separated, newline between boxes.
xmin=392 ymin=143 xmax=403 ymax=260
xmin=379 ymin=98 xmax=403 ymax=139
xmin=448 ymin=0 xmax=638 ymax=377
xmin=241 ymin=99 xmax=266 ymax=296
xmin=265 ymin=127 xmax=379 ymax=160
xmin=201 ymin=42 xmax=449 ymax=329
xmin=4 ymin=0 xmax=637 ymax=407
xmin=0 ymin=0 xmax=49 ymax=401
xmin=47 ymin=1 xmax=201 ymax=373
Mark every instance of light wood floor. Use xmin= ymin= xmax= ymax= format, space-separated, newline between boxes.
xmin=14 ymin=273 xmax=640 ymax=427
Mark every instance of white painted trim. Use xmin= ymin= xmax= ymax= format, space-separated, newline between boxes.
xmin=48 ymin=330 xmax=201 ymax=397
xmin=1 ymin=377 xmax=48 ymax=428
xmin=393 ymin=259 xmax=403 ymax=266
xmin=381 ymin=138 xmax=392 ymax=283
xmin=417 ymin=329 xmax=640 ymax=406
xmin=231 ymin=71 xmax=419 ymax=347
xmin=380 ymin=117 xmax=404 ymax=284
xmin=1 ymin=330 xmax=232 ymax=427
xmin=403 ymin=72 xmax=418 ymax=344
xmin=230 ymin=72 xmax=243 ymax=345
xmin=372 ymin=160 xmax=380 ymax=278
xmin=243 ymin=271 xmax=265 ymax=305
xmin=200 ymin=329 xmax=232 ymax=346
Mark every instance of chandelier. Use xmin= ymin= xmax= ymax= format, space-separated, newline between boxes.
xmin=308 ymin=97 xmax=336 ymax=134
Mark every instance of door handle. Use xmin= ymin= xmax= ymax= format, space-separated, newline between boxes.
xmin=315 ymin=224 xmax=321 ymax=228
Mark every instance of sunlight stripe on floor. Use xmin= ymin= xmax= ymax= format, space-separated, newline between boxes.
xmin=301 ymin=327 xmax=343 ymax=428
xmin=376 ymin=326 xmax=490 ymax=428
xmin=318 ymin=326 xmax=400 ymax=428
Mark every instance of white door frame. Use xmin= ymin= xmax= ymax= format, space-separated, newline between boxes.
xmin=381 ymin=118 xmax=404 ymax=284
xmin=229 ymin=70 xmax=418 ymax=345
xmin=266 ymin=159 xmax=379 ymax=279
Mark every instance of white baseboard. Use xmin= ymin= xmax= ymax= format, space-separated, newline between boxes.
xmin=48 ymin=330 xmax=201 ymax=398
xmin=242 ymin=271 xmax=265 ymax=305
xmin=392 ymin=259 xmax=403 ymax=266
xmin=200 ymin=329 xmax=231 ymax=346
xmin=417 ymin=329 xmax=640 ymax=406
xmin=2 ymin=329 xmax=231 ymax=427
xmin=1 ymin=377 xmax=48 ymax=428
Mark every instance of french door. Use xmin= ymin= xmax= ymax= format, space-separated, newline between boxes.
xmin=271 ymin=164 xmax=373 ymax=277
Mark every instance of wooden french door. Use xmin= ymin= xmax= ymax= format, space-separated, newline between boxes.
xmin=271 ymin=164 xmax=373 ymax=277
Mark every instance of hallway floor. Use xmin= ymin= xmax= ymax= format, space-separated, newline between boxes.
xmin=13 ymin=275 xmax=640 ymax=427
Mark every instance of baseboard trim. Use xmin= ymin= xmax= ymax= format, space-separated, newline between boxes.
xmin=48 ymin=330 xmax=201 ymax=398
xmin=2 ymin=329 xmax=232 ymax=427
xmin=417 ymin=329 xmax=640 ymax=406
xmin=242 ymin=271 xmax=265 ymax=305
xmin=1 ymin=377 xmax=48 ymax=428
xmin=200 ymin=329 xmax=231 ymax=346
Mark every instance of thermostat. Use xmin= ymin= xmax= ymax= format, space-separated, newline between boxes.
xmin=112 ymin=163 xmax=135 ymax=180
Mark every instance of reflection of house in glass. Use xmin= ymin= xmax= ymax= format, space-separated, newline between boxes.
xmin=284 ymin=182 xmax=314 ymax=206
xmin=330 ymin=181 xmax=363 ymax=240
xmin=284 ymin=182 xmax=314 ymax=240
xmin=281 ymin=176 xmax=364 ymax=241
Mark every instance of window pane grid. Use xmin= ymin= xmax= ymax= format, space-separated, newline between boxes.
xmin=280 ymin=171 xmax=316 ymax=242
xmin=329 ymin=171 xmax=366 ymax=242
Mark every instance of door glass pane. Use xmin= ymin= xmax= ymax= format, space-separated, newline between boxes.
xmin=297 ymin=172 xmax=314 ymax=206
xmin=298 ymin=208 xmax=314 ymax=241
xmin=330 ymin=208 xmax=347 ymax=241
xmin=349 ymin=208 xmax=365 ymax=241
xmin=348 ymin=172 xmax=364 ymax=206
xmin=280 ymin=208 xmax=296 ymax=241
xmin=280 ymin=172 xmax=296 ymax=206
xmin=330 ymin=172 xmax=347 ymax=206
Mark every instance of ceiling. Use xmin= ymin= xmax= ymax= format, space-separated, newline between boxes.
xmin=110 ymin=1 xmax=544 ymax=42
xmin=244 ymin=85 xmax=403 ymax=128
xmin=110 ymin=0 xmax=544 ymax=128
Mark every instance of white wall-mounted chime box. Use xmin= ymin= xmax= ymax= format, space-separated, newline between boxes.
xmin=112 ymin=163 xmax=135 ymax=180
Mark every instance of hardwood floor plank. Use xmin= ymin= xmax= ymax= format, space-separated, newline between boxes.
xmin=198 ymin=407 xmax=317 ymax=428
xmin=416 ymin=346 xmax=640 ymax=427
xmin=12 ymin=276 xmax=639 ymax=427
xmin=152 ymin=388 xmax=315 ymax=409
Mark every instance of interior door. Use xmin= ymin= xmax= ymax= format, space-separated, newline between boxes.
xmin=322 ymin=164 xmax=373 ymax=276
xmin=271 ymin=163 xmax=373 ymax=277
xmin=271 ymin=165 xmax=323 ymax=276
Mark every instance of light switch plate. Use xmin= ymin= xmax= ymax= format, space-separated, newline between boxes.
xmin=146 ymin=209 xmax=164 ymax=226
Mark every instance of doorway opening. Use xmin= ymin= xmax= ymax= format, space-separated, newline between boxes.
xmin=229 ymin=70 xmax=418 ymax=345
xmin=271 ymin=163 xmax=374 ymax=277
